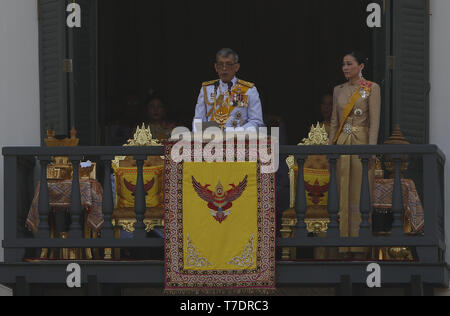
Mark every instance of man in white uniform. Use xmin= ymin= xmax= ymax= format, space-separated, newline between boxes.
xmin=193 ymin=48 xmax=264 ymax=131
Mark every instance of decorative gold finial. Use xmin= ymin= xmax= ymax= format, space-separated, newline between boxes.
xmin=299 ymin=122 xmax=329 ymax=146
xmin=112 ymin=124 xmax=162 ymax=169
xmin=127 ymin=123 xmax=160 ymax=147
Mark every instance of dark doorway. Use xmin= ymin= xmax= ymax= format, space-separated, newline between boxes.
xmin=98 ymin=0 xmax=375 ymax=145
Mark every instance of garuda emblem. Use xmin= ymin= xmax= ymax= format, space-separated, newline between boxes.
xmin=192 ymin=175 xmax=248 ymax=223
xmin=124 ymin=178 xmax=155 ymax=196
xmin=305 ymin=179 xmax=329 ymax=205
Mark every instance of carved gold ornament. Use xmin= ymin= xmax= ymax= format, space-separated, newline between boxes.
xmin=286 ymin=123 xmax=329 ymax=208
xmin=144 ymin=218 xmax=164 ymax=232
xmin=387 ymin=247 xmax=414 ymax=260
xmin=305 ymin=218 xmax=330 ymax=234
xmin=112 ymin=123 xmax=163 ymax=169
xmin=112 ymin=218 xmax=137 ymax=233
xmin=299 ymin=123 xmax=329 ymax=146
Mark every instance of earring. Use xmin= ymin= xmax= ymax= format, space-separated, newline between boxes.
xmin=359 ymin=70 xmax=363 ymax=78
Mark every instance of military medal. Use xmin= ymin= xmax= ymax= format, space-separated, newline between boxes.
xmin=232 ymin=93 xmax=238 ymax=107
xmin=236 ymin=85 xmax=243 ymax=107
xmin=358 ymin=80 xmax=372 ymax=99
xmin=354 ymin=108 xmax=363 ymax=116
xmin=360 ymin=89 xmax=369 ymax=99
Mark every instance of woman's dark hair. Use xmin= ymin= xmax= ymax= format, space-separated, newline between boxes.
xmin=345 ymin=50 xmax=369 ymax=66
xmin=145 ymin=91 xmax=166 ymax=109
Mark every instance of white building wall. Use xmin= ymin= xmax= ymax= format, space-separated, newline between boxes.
xmin=0 ymin=0 xmax=41 ymax=262
xmin=430 ymin=0 xmax=450 ymax=267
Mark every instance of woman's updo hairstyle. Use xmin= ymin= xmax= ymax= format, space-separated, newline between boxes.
xmin=345 ymin=50 xmax=369 ymax=66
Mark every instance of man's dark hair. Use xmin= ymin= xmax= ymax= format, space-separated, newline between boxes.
xmin=216 ymin=48 xmax=239 ymax=63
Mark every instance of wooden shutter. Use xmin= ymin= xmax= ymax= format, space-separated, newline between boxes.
xmin=372 ymin=0 xmax=392 ymax=142
xmin=392 ymin=0 xmax=430 ymax=144
xmin=38 ymin=0 xmax=69 ymax=139
xmin=69 ymin=0 xmax=98 ymax=145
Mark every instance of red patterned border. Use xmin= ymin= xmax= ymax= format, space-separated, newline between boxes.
xmin=164 ymin=141 xmax=276 ymax=291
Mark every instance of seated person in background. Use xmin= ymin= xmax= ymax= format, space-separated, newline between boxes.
xmin=145 ymin=92 xmax=175 ymax=141
xmin=319 ymin=93 xmax=333 ymax=135
xmin=108 ymin=94 xmax=141 ymax=146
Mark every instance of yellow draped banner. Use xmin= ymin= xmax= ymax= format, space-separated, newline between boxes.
xmin=183 ymin=162 xmax=258 ymax=271
xmin=164 ymin=142 xmax=276 ymax=294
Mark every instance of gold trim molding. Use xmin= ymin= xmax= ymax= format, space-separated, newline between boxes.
xmin=144 ymin=219 xmax=164 ymax=232
xmin=112 ymin=218 xmax=137 ymax=233
xmin=305 ymin=218 xmax=330 ymax=234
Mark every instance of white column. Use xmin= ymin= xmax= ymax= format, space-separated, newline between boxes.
xmin=0 ymin=0 xmax=41 ymax=262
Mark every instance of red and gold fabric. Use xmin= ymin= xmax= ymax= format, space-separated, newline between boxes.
xmin=304 ymin=168 xmax=329 ymax=206
xmin=164 ymin=142 xmax=276 ymax=294
xmin=114 ymin=166 xmax=164 ymax=208
xmin=373 ymin=178 xmax=424 ymax=233
xmin=27 ymin=179 xmax=104 ymax=234
xmin=294 ymin=166 xmax=330 ymax=206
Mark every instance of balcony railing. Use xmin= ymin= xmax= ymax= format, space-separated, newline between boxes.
xmin=0 ymin=144 xmax=447 ymax=295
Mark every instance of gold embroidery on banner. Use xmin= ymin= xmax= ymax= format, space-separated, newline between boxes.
xmin=185 ymin=234 xmax=213 ymax=268
xmin=227 ymin=235 xmax=255 ymax=268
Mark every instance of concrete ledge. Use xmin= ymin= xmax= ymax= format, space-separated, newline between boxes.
xmin=0 ymin=261 xmax=448 ymax=287
xmin=0 ymin=284 xmax=12 ymax=296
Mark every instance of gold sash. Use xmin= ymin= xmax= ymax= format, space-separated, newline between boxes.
xmin=332 ymin=90 xmax=362 ymax=144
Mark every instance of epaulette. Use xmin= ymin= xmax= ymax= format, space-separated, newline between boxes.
xmin=202 ymin=80 xmax=219 ymax=87
xmin=238 ymin=79 xmax=255 ymax=89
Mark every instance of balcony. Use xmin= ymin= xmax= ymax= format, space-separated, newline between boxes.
xmin=0 ymin=144 xmax=447 ymax=296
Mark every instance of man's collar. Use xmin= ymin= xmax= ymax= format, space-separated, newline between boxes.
xmin=219 ymin=77 xmax=238 ymax=87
